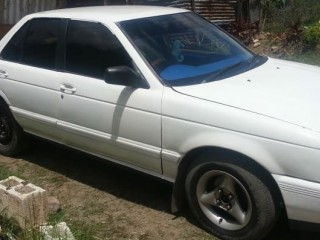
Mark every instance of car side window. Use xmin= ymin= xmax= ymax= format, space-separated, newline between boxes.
xmin=1 ymin=18 xmax=61 ymax=69
xmin=21 ymin=19 xmax=61 ymax=69
xmin=66 ymin=20 xmax=132 ymax=79
xmin=0 ymin=22 xmax=29 ymax=62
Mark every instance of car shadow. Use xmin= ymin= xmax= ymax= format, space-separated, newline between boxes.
xmin=21 ymin=137 xmax=320 ymax=240
xmin=265 ymin=222 xmax=320 ymax=240
xmin=22 ymin=137 xmax=173 ymax=213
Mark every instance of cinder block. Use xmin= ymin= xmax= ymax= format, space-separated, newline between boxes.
xmin=0 ymin=176 xmax=48 ymax=228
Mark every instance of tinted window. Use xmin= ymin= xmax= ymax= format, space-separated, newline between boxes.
xmin=66 ymin=20 xmax=131 ymax=79
xmin=1 ymin=18 xmax=61 ymax=69
xmin=21 ymin=18 xmax=61 ymax=69
xmin=1 ymin=22 xmax=29 ymax=62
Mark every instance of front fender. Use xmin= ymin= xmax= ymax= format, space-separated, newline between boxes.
xmin=162 ymin=116 xmax=320 ymax=186
xmin=162 ymin=121 xmax=284 ymax=182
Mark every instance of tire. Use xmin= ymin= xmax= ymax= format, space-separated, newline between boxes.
xmin=185 ymin=157 xmax=278 ymax=240
xmin=0 ymin=102 xmax=26 ymax=156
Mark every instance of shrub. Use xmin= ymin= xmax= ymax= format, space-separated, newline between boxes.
xmin=303 ymin=21 xmax=320 ymax=49
xmin=263 ymin=0 xmax=320 ymax=33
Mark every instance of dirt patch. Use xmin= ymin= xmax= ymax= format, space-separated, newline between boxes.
xmin=0 ymin=137 xmax=215 ymax=239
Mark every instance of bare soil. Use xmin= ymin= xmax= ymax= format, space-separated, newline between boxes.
xmin=0 ymin=137 xmax=216 ymax=239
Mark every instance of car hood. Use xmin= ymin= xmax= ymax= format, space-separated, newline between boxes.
xmin=172 ymin=57 xmax=320 ymax=132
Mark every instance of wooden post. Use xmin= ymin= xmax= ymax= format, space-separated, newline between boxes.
xmin=56 ymin=0 xmax=67 ymax=9
xmin=0 ymin=0 xmax=4 ymax=24
xmin=190 ymin=0 xmax=195 ymax=11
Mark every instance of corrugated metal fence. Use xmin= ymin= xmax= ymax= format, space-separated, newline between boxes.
xmin=193 ymin=0 xmax=238 ymax=22
xmin=0 ymin=0 xmax=58 ymax=24
xmin=0 ymin=0 xmax=260 ymax=25
xmin=67 ymin=0 xmax=242 ymax=23
xmin=132 ymin=0 xmax=241 ymax=23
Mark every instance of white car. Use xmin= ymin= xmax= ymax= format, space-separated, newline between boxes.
xmin=0 ymin=6 xmax=320 ymax=240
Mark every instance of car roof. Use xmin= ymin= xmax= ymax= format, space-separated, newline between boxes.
xmin=27 ymin=5 xmax=189 ymax=23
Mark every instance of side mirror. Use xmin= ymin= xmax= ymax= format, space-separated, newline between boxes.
xmin=104 ymin=66 xmax=149 ymax=89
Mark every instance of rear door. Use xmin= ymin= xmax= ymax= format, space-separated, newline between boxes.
xmin=0 ymin=18 xmax=64 ymax=140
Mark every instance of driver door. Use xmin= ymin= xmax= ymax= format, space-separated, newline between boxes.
xmin=57 ymin=20 xmax=162 ymax=173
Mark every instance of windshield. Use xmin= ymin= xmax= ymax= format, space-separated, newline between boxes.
xmin=120 ymin=12 xmax=256 ymax=86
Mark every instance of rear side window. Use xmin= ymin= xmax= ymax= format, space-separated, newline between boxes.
xmin=22 ymin=19 xmax=61 ymax=69
xmin=66 ymin=20 xmax=132 ymax=79
xmin=1 ymin=23 xmax=29 ymax=62
xmin=1 ymin=18 xmax=61 ymax=70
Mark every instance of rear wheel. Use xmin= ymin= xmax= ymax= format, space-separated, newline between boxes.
xmin=185 ymin=157 xmax=278 ymax=240
xmin=0 ymin=102 xmax=26 ymax=156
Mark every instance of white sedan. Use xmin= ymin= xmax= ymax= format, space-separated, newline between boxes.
xmin=0 ymin=5 xmax=320 ymax=240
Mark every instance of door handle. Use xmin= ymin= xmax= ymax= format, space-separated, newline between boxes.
xmin=60 ymin=84 xmax=77 ymax=94
xmin=0 ymin=70 xmax=8 ymax=79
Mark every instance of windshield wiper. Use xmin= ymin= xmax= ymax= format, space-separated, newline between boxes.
xmin=201 ymin=61 xmax=243 ymax=83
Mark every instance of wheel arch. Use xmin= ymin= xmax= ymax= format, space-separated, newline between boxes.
xmin=172 ymin=146 xmax=287 ymax=222
xmin=0 ymin=90 xmax=11 ymax=106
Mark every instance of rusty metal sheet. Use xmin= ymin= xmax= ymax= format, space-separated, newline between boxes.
xmin=194 ymin=0 xmax=237 ymax=23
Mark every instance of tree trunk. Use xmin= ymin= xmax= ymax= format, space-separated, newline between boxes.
xmin=0 ymin=0 xmax=4 ymax=24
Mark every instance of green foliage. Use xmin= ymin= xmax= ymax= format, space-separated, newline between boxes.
xmin=264 ymin=0 xmax=320 ymax=33
xmin=0 ymin=198 xmax=96 ymax=239
xmin=261 ymin=0 xmax=286 ymax=9
xmin=0 ymin=211 xmax=23 ymax=238
xmin=303 ymin=21 xmax=320 ymax=48
xmin=48 ymin=211 xmax=66 ymax=225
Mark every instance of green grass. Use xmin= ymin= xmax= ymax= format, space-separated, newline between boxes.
xmin=0 ymin=211 xmax=23 ymax=238
xmin=69 ymin=222 xmax=100 ymax=240
xmin=262 ymin=0 xmax=320 ymax=65
xmin=0 ymin=210 xmax=99 ymax=240
xmin=0 ymin=166 xmax=12 ymax=180
xmin=48 ymin=211 xmax=99 ymax=240
xmin=264 ymin=0 xmax=320 ymax=33
xmin=0 ymin=166 xmax=99 ymax=240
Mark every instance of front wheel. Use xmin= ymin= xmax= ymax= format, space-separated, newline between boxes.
xmin=185 ymin=159 xmax=278 ymax=240
xmin=0 ymin=102 xmax=26 ymax=156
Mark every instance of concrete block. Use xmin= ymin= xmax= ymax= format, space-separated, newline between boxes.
xmin=0 ymin=176 xmax=48 ymax=228
xmin=40 ymin=222 xmax=75 ymax=240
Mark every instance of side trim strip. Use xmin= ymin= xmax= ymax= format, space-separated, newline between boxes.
xmin=273 ymin=174 xmax=320 ymax=199
xmin=11 ymin=107 xmax=161 ymax=158
xmin=11 ymin=107 xmax=56 ymax=125
xmin=161 ymin=149 xmax=181 ymax=164
xmin=57 ymin=121 xmax=161 ymax=158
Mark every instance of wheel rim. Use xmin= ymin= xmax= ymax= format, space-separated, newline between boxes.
xmin=0 ymin=113 xmax=12 ymax=146
xmin=196 ymin=170 xmax=252 ymax=231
